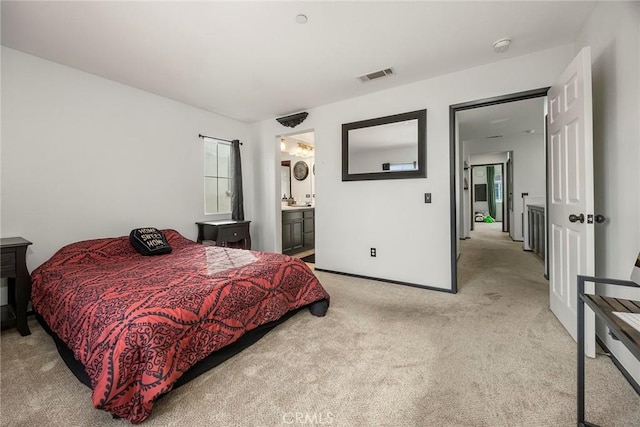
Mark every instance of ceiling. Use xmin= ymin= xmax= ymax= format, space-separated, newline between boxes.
xmin=281 ymin=131 xmax=315 ymax=156
xmin=1 ymin=1 xmax=596 ymax=123
xmin=458 ymin=97 xmax=546 ymax=142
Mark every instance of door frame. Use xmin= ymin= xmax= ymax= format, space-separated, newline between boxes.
xmin=277 ymin=129 xmax=315 ymax=254
xmin=449 ymin=87 xmax=550 ymax=292
xmin=469 ymin=162 xmax=506 ymax=232
xmin=506 ymin=158 xmax=512 ymax=235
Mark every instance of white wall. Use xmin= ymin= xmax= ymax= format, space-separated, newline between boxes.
xmin=464 ymin=133 xmax=545 ymax=242
xmin=1 ymin=47 xmax=255 ymax=274
xmin=471 ymin=167 xmax=489 ymax=216
xmin=252 ymin=45 xmax=574 ymax=289
xmin=574 ymin=1 xmax=640 ymax=385
xmin=467 ymin=152 xmax=509 ymax=166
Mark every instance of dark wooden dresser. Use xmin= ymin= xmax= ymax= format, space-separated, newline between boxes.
xmin=196 ymin=220 xmax=251 ymax=249
xmin=1 ymin=237 xmax=33 ymax=336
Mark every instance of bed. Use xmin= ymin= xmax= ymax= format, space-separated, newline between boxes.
xmin=30 ymin=229 xmax=329 ymax=423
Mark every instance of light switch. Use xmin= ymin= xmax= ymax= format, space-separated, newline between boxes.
xmin=424 ymin=193 xmax=432 ymax=203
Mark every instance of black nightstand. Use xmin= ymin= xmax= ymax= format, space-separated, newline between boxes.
xmin=196 ymin=220 xmax=251 ymax=250
xmin=1 ymin=237 xmax=33 ymax=336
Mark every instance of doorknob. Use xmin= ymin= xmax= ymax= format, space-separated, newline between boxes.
xmin=569 ymin=213 xmax=585 ymax=223
xmin=594 ymin=214 xmax=606 ymax=223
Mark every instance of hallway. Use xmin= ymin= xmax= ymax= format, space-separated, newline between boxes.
xmin=459 ymin=222 xmax=545 ymax=293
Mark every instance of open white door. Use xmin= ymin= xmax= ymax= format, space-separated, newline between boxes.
xmin=548 ymin=47 xmax=595 ymax=357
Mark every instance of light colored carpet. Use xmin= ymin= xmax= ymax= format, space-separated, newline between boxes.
xmin=1 ymin=228 xmax=638 ymax=426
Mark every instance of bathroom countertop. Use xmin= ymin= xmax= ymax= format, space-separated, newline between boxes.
xmin=282 ymin=205 xmax=314 ymax=211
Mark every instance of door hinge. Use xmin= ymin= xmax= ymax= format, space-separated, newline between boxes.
xmin=587 ymin=214 xmax=594 ymax=224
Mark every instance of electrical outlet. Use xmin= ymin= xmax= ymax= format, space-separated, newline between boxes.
xmin=424 ymin=193 xmax=432 ymax=203
xmin=370 ymin=248 xmax=376 ymax=257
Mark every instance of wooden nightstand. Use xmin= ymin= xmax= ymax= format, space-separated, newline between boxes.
xmin=196 ymin=220 xmax=251 ymax=250
xmin=1 ymin=237 xmax=33 ymax=336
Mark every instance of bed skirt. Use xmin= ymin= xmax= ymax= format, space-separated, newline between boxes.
xmin=36 ymin=298 xmax=329 ymax=394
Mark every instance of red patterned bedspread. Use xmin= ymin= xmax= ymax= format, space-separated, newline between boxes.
xmin=31 ymin=230 xmax=329 ymax=423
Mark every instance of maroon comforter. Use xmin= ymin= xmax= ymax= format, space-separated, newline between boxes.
xmin=31 ymin=230 xmax=329 ymax=423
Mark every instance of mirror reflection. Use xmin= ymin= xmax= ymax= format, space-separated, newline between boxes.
xmin=348 ymin=119 xmax=418 ymax=174
xmin=281 ymin=161 xmax=291 ymax=199
xmin=342 ymin=109 xmax=426 ymax=181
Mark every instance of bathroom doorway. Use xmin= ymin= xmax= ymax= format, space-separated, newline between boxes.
xmin=279 ymin=131 xmax=316 ymax=263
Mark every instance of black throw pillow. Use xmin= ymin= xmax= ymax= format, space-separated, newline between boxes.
xmin=129 ymin=227 xmax=172 ymax=256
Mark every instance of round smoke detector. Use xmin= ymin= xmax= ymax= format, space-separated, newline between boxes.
xmin=493 ymin=38 xmax=511 ymax=53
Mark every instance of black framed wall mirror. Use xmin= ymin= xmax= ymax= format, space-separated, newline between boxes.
xmin=342 ymin=109 xmax=426 ymax=181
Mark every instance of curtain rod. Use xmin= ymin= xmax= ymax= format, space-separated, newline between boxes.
xmin=198 ymin=134 xmax=243 ymax=145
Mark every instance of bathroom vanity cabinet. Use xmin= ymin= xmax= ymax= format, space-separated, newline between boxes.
xmin=282 ymin=207 xmax=314 ymax=255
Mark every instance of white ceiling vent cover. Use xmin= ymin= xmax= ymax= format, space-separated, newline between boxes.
xmin=357 ymin=67 xmax=395 ymax=83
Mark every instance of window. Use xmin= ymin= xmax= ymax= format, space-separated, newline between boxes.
xmin=494 ymin=174 xmax=503 ymax=203
xmin=204 ymin=138 xmax=231 ymax=214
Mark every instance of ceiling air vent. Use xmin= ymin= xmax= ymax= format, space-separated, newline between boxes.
xmin=357 ymin=67 xmax=395 ymax=83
